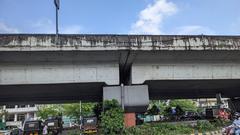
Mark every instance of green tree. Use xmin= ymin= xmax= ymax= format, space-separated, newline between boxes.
xmin=0 ymin=106 xmax=7 ymax=130
xmin=100 ymin=99 xmax=124 ymax=134
xmin=63 ymin=103 xmax=95 ymax=119
xmin=93 ymin=102 xmax=103 ymax=120
xmin=169 ymin=99 xmax=197 ymax=112
xmin=147 ymin=105 xmax=160 ymax=115
xmin=37 ymin=105 xmax=62 ymax=119
xmin=149 ymin=100 xmax=168 ymax=115
xmin=0 ymin=106 xmax=6 ymax=120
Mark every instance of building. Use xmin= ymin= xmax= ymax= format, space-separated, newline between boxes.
xmin=196 ymin=98 xmax=229 ymax=108
xmin=1 ymin=104 xmax=37 ymax=127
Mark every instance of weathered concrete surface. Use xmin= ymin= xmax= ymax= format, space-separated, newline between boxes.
xmin=1 ymin=34 xmax=240 ymax=103
xmin=0 ymin=63 xmax=119 ymax=85
xmin=103 ymin=85 xmax=149 ymax=112
xmin=132 ymin=63 xmax=240 ymax=84
xmin=0 ymin=51 xmax=120 ymax=85
xmin=0 ymin=34 xmax=240 ymax=51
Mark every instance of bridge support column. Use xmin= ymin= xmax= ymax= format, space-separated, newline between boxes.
xmin=103 ymin=85 xmax=149 ymax=127
xmin=124 ymin=113 xmax=136 ymax=127
xmin=216 ymin=93 xmax=223 ymax=108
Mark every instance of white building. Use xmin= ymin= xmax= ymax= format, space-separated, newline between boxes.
xmin=196 ymin=98 xmax=229 ymax=108
xmin=1 ymin=104 xmax=37 ymax=127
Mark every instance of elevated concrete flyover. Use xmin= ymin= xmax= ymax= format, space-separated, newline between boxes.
xmin=0 ymin=34 xmax=240 ymax=105
xmin=128 ymin=36 xmax=240 ymax=99
xmin=0 ymin=34 xmax=125 ymax=104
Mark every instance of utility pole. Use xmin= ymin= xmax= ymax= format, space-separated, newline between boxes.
xmin=121 ymin=83 xmax=124 ymax=110
xmin=54 ymin=0 xmax=60 ymax=44
xmin=79 ymin=100 xmax=82 ymax=131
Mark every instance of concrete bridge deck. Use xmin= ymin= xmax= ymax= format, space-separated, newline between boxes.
xmin=0 ymin=34 xmax=240 ymax=104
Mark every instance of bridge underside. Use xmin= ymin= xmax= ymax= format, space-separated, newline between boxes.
xmin=0 ymin=82 xmax=105 ymax=104
xmin=1 ymin=79 xmax=240 ymax=104
xmin=146 ymin=79 xmax=240 ymax=99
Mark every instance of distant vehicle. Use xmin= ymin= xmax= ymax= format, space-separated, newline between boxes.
xmin=180 ymin=111 xmax=202 ymax=121
xmin=82 ymin=116 xmax=98 ymax=134
xmin=205 ymin=107 xmax=231 ymax=120
xmin=22 ymin=120 xmax=43 ymax=135
xmin=62 ymin=116 xmax=77 ymax=129
xmin=0 ymin=130 xmax=11 ymax=135
xmin=45 ymin=116 xmax=63 ymax=135
xmin=5 ymin=125 xmax=21 ymax=135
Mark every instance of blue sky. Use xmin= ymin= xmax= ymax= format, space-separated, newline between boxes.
xmin=0 ymin=0 xmax=239 ymax=35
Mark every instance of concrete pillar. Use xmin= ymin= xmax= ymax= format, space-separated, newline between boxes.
xmin=103 ymin=85 xmax=149 ymax=127
xmin=33 ymin=113 xmax=37 ymax=120
xmin=2 ymin=115 xmax=5 ymax=123
xmin=26 ymin=113 xmax=30 ymax=120
xmin=2 ymin=106 xmax=6 ymax=123
xmin=103 ymin=85 xmax=149 ymax=112
xmin=124 ymin=113 xmax=136 ymax=128
xmin=216 ymin=93 xmax=223 ymax=108
xmin=14 ymin=114 xmax=17 ymax=122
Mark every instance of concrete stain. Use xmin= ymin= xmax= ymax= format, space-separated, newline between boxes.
xmin=0 ymin=34 xmax=240 ymax=51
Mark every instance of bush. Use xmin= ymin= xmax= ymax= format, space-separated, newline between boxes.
xmin=147 ymin=105 xmax=160 ymax=115
xmin=123 ymin=123 xmax=193 ymax=135
xmin=210 ymin=118 xmax=232 ymax=127
xmin=100 ymin=99 xmax=124 ymax=134
xmin=195 ymin=120 xmax=215 ymax=132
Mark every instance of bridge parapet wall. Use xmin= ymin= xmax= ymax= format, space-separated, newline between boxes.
xmin=0 ymin=34 xmax=240 ymax=51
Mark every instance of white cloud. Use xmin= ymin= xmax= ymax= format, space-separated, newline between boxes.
xmin=0 ymin=22 xmax=20 ymax=33
xmin=174 ymin=25 xmax=215 ymax=35
xmin=130 ymin=0 xmax=177 ymax=34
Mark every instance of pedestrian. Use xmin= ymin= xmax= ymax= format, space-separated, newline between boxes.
xmin=43 ymin=124 xmax=48 ymax=135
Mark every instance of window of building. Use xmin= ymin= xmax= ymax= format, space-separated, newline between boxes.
xmin=29 ymin=104 xmax=35 ymax=107
xmin=6 ymin=114 xmax=15 ymax=121
xmin=18 ymin=104 xmax=27 ymax=108
xmin=28 ymin=113 xmax=34 ymax=119
xmin=17 ymin=113 xmax=25 ymax=121
xmin=6 ymin=105 xmax=15 ymax=108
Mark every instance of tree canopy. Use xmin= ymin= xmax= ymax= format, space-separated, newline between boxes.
xmin=37 ymin=103 xmax=96 ymax=120
xmin=169 ymin=99 xmax=197 ymax=112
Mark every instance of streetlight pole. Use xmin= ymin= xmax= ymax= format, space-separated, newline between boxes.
xmin=56 ymin=6 xmax=59 ymax=37
xmin=54 ymin=0 xmax=60 ymax=44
